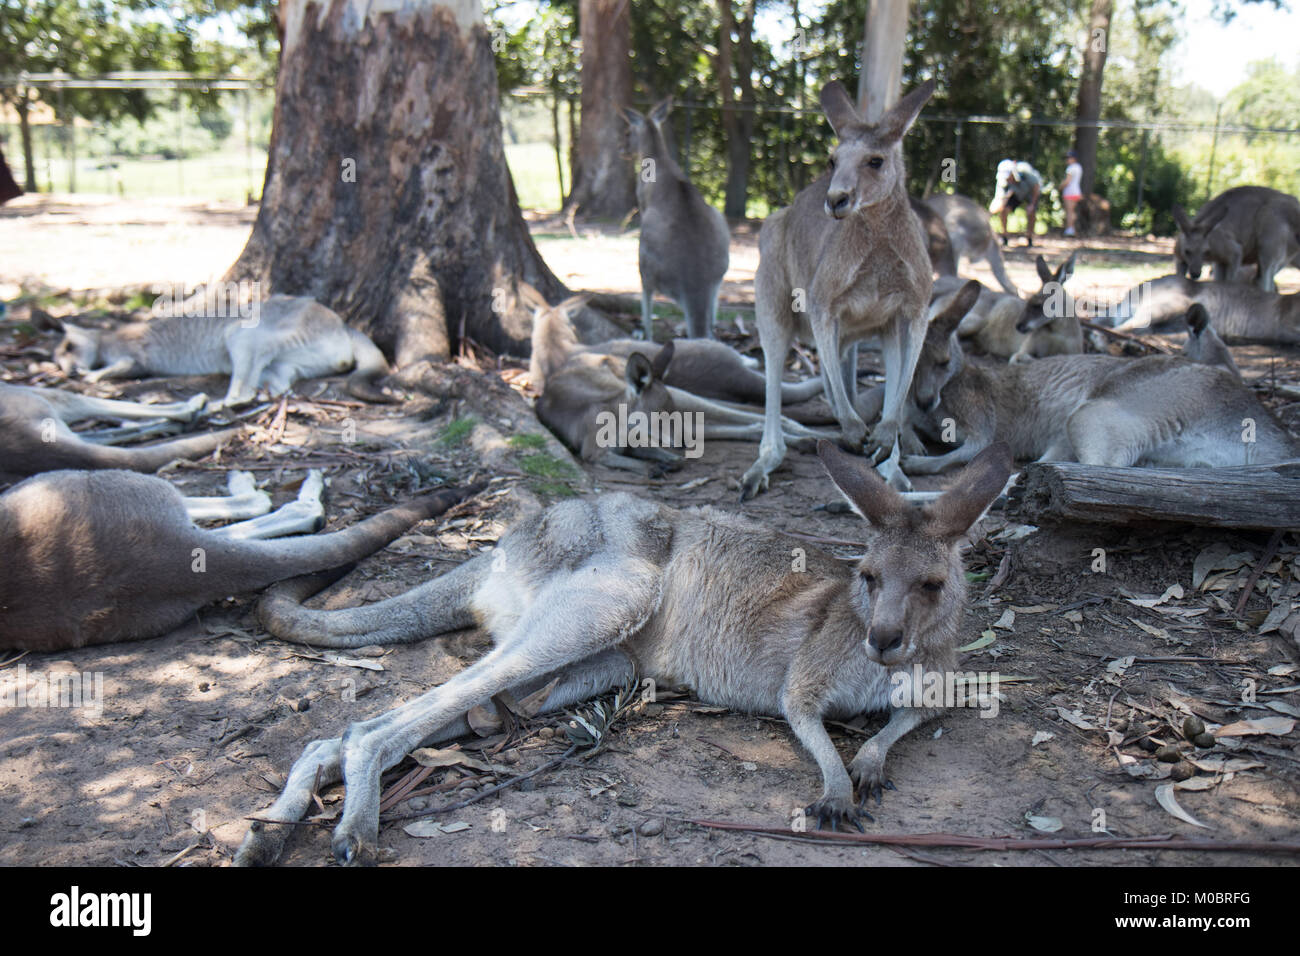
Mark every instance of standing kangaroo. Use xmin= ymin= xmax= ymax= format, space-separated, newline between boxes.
xmin=1109 ymin=273 xmax=1300 ymax=345
xmin=622 ymin=98 xmax=731 ymax=339
xmin=901 ymin=299 xmax=1295 ymax=475
xmin=0 ymin=471 xmax=479 ymax=651
xmin=934 ymin=252 xmax=1083 ymax=362
xmin=1172 ymin=186 xmax=1300 ymax=292
xmin=0 ymin=383 xmax=237 ymax=479
xmin=53 ymin=295 xmax=394 ymax=408
xmin=233 ymin=440 xmax=1012 ymax=866
xmin=924 ymin=192 xmax=1019 ymax=295
xmin=740 ymin=80 xmax=936 ymax=500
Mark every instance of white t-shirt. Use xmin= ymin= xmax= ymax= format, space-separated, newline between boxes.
xmin=1063 ymin=161 xmax=1083 ymax=198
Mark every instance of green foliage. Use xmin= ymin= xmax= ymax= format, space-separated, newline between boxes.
xmin=438 ymin=417 xmax=478 ymax=446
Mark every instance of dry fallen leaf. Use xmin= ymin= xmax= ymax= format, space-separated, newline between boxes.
xmin=1055 ymin=706 xmax=1097 ymax=731
xmin=1031 ymin=730 xmax=1055 ymax=746
xmin=1214 ymin=716 xmax=1295 ymax=738
xmin=1155 ymin=783 xmax=1213 ymax=829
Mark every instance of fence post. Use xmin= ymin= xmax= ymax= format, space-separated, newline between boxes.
xmin=1134 ymin=128 xmax=1149 ymax=216
xmin=953 ymin=120 xmax=963 ymax=185
xmin=1205 ymin=102 xmax=1221 ymax=203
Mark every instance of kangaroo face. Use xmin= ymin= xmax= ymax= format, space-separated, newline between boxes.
xmin=54 ymin=325 xmax=102 ymax=375
xmin=1176 ymin=229 xmax=1209 ymax=280
xmin=1017 ymin=252 xmax=1077 ymax=334
xmin=820 ymin=80 xmax=934 ymax=220
xmin=914 ymin=280 xmax=980 ymax=411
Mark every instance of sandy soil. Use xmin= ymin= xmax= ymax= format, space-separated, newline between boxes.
xmin=1 ymin=197 xmax=1297 ymax=868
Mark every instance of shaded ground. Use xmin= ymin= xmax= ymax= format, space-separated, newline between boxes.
xmin=0 ymin=197 xmax=1297 ymax=868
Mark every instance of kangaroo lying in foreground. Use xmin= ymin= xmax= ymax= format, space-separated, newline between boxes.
xmin=901 ymin=298 xmax=1294 ymax=474
xmin=234 ymin=440 xmax=1012 ymax=866
xmin=0 ymin=471 xmax=479 ymax=651
xmin=1109 ymin=274 xmax=1300 ymax=344
xmin=923 ymin=192 xmax=1019 ymax=295
xmin=52 ymin=295 xmax=393 ymax=408
xmin=622 ymin=98 xmax=731 ymax=339
xmin=1173 ymin=186 xmax=1300 ymax=292
xmin=0 ymin=382 xmax=237 ymax=479
xmin=741 ymin=80 xmax=936 ymax=500
xmin=932 ymin=253 xmax=1083 ymax=362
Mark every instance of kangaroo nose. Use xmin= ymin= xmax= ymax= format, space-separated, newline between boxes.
xmin=826 ymin=189 xmax=854 ymax=218
xmin=870 ymin=628 xmax=904 ymax=653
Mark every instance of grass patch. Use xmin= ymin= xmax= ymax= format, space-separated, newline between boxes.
xmin=531 ymin=480 xmax=578 ymax=498
xmin=437 ymin=417 xmax=477 ymax=446
xmin=517 ymin=452 xmax=578 ymax=480
xmin=507 ymin=432 xmax=548 ymax=451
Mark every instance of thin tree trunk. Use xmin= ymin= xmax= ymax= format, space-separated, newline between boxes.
xmin=17 ymin=94 xmax=36 ymax=192
xmin=224 ymin=0 xmax=618 ymax=365
xmin=856 ymin=0 xmax=907 ymax=123
xmin=1074 ymin=0 xmax=1112 ymax=196
xmin=564 ymin=0 xmax=634 ymax=219
xmin=717 ymin=0 xmax=756 ymax=220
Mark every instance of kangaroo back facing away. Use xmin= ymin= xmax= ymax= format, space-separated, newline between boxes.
xmin=0 ymin=471 xmax=480 ymax=651
xmin=0 ymin=383 xmax=238 ymax=479
xmin=237 ymin=442 xmax=1011 ymax=866
xmin=1110 ymin=273 xmax=1300 ymax=345
xmin=924 ymin=192 xmax=1019 ymax=294
xmin=622 ymin=98 xmax=731 ymax=339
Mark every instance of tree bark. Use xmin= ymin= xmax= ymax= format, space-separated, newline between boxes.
xmin=856 ymin=0 xmax=907 ymax=123
xmin=1013 ymin=460 xmax=1300 ymax=531
xmin=563 ymin=0 xmax=635 ymax=220
xmin=17 ymin=93 xmax=36 ymax=192
xmin=1074 ymin=0 xmax=1112 ymax=196
xmin=225 ymin=0 xmax=619 ymax=366
xmin=716 ymin=0 xmax=757 ymax=220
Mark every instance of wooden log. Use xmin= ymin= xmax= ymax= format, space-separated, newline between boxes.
xmin=1011 ymin=460 xmax=1300 ymax=530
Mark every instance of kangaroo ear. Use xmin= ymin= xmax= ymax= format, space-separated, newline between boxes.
xmin=1056 ymin=251 xmax=1077 ymax=284
xmin=32 ymin=308 xmax=65 ymax=333
xmin=932 ymin=280 xmax=981 ymax=333
xmin=517 ymin=281 xmax=547 ymax=312
xmin=1200 ymin=202 xmax=1230 ymax=232
xmin=650 ymin=339 xmax=674 ymax=380
xmin=620 ymin=107 xmax=645 ymax=127
xmin=923 ymin=442 xmax=1014 ymax=540
xmin=1185 ymin=302 xmax=1210 ymax=334
xmin=876 ymin=79 xmax=935 ymax=142
xmin=1171 ymin=204 xmax=1193 ymax=234
xmin=820 ymin=80 xmax=861 ymax=138
xmin=558 ymin=293 xmax=590 ymax=316
xmin=1035 ymin=255 xmax=1053 ymax=285
xmin=817 ymin=439 xmax=908 ymax=527
xmin=649 ymin=96 xmax=674 ymax=124
xmin=626 ymin=352 xmax=655 ymax=393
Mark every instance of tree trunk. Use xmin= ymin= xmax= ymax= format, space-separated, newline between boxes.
xmin=563 ymin=0 xmax=634 ymax=220
xmin=856 ymin=0 xmax=907 ymax=123
xmin=17 ymin=94 xmax=36 ymax=193
xmin=225 ymin=0 xmax=619 ymax=366
xmin=1074 ymin=0 xmax=1112 ymax=196
xmin=717 ymin=0 xmax=756 ymax=220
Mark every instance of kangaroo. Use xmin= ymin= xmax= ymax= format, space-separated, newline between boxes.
xmin=740 ymin=80 xmax=936 ymax=500
xmin=0 ymin=471 xmax=480 ymax=651
xmin=909 ymin=197 xmax=958 ymax=277
xmin=1173 ymin=186 xmax=1300 ymax=292
xmin=900 ymin=302 xmax=1295 ymax=475
xmin=924 ymin=192 xmax=1019 ymax=295
xmin=0 ymin=383 xmax=238 ymax=479
xmin=1109 ymin=273 xmax=1300 ymax=344
xmin=931 ymin=253 xmax=1083 ymax=362
xmin=621 ymin=98 xmax=731 ymax=339
xmin=52 ymin=295 xmax=394 ymax=408
xmin=233 ymin=440 xmax=1012 ymax=866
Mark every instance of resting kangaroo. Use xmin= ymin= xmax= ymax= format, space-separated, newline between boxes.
xmin=234 ymin=440 xmax=1012 ymax=866
xmin=0 ymin=383 xmax=237 ymax=479
xmin=1109 ymin=274 xmax=1300 ymax=344
xmin=740 ymin=80 xmax=936 ymax=500
xmin=0 ymin=471 xmax=479 ymax=651
xmin=1172 ymin=186 xmax=1300 ymax=292
xmin=934 ymin=253 xmax=1083 ymax=362
xmin=52 ymin=295 xmax=393 ymax=408
xmin=923 ymin=192 xmax=1019 ymax=295
xmin=622 ymin=98 xmax=731 ymax=339
xmin=901 ymin=299 xmax=1295 ymax=475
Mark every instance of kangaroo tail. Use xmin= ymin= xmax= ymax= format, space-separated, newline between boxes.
xmin=986 ymin=238 xmax=1019 ymax=295
xmin=259 ymin=550 xmax=489 ymax=648
xmin=72 ymin=427 xmax=238 ymax=473
xmin=345 ymin=327 xmax=397 ymax=403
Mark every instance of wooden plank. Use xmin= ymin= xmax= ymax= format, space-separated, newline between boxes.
xmin=1011 ymin=460 xmax=1300 ymax=530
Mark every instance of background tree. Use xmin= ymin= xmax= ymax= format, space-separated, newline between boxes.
xmin=1074 ymin=0 xmax=1112 ymax=195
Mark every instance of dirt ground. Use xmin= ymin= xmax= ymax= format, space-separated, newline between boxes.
xmin=1 ymin=197 xmax=1298 ymax=868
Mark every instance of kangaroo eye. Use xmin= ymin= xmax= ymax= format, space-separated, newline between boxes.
xmin=922 ymin=580 xmax=944 ymax=593
xmin=867 ymin=156 xmax=884 ymax=169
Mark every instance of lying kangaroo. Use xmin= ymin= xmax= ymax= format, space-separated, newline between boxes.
xmin=1173 ymin=186 xmax=1300 ymax=292
xmin=0 ymin=471 xmax=479 ymax=651
xmin=741 ymin=80 xmax=936 ymax=500
xmin=1109 ymin=273 xmax=1300 ymax=344
xmin=935 ymin=253 xmax=1083 ymax=362
xmin=924 ymin=192 xmax=1019 ymax=295
xmin=233 ymin=440 xmax=1013 ymax=866
xmin=901 ymin=299 xmax=1294 ymax=474
xmin=0 ymin=382 xmax=237 ymax=479
xmin=52 ymin=295 xmax=393 ymax=408
xmin=622 ymin=98 xmax=731 ymax=339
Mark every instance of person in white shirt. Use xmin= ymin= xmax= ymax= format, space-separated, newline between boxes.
xmin=991 ymin=159 xmax=1043 ymax=247
xmin=1060 ymin=149 xmax=1083 ymax=237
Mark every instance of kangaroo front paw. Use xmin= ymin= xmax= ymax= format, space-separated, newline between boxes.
xmin=849 ymin=752 xmax=896 ymax=809
xmin=739 ymin=464 xmax=770 ymax=502
xmin=805 ymin=794 xmax=869 ymax=832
